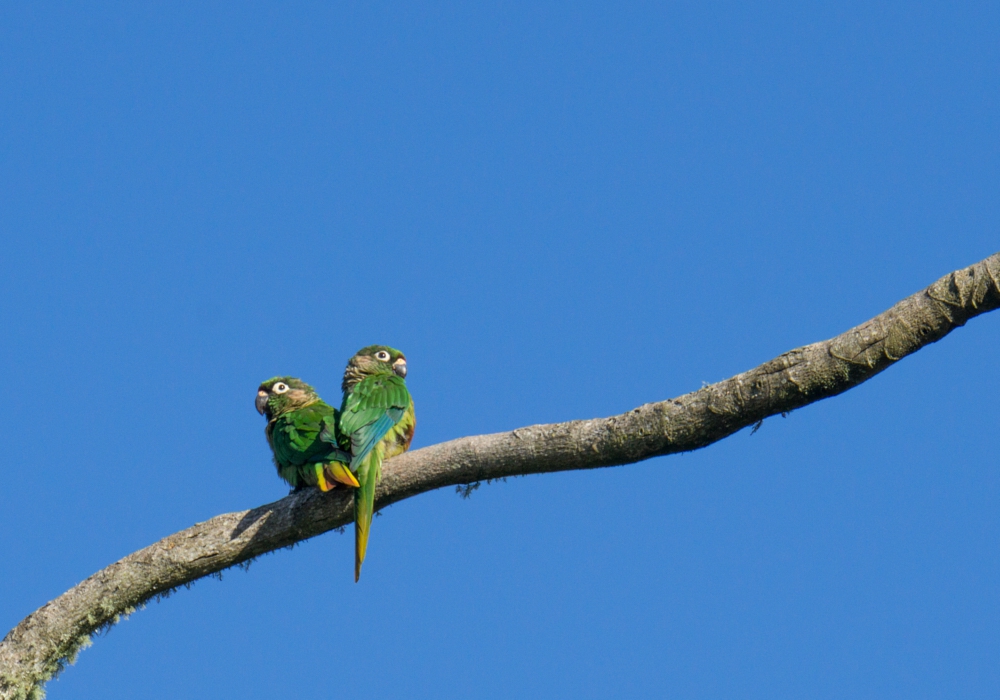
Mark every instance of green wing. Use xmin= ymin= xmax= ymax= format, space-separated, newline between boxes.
xmin=272 ymin=403 xmax=350 ymax=484
xmin=340 ymin=374 xmax=411 ymax=470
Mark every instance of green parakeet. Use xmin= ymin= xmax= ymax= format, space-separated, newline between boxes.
xmin=340 ymin=346 xmax=416 ymax=581
xmin=256 ymin=376 xmax=359 ymax=492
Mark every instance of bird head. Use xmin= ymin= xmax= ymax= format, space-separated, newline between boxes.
xmin=341 ymin=345 xmax=407 ymax=392
xmin=255 ymin=377 xmax=319 ymax=419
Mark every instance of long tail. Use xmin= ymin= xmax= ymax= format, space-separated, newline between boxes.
xmin=354 ymin=452 xmax=382 ymax=582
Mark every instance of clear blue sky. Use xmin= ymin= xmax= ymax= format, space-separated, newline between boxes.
xmin=2 ymin=2 xmax=999 ymax=698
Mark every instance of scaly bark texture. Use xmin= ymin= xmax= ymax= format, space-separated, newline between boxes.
xmin=2 ymin=253 xmax=999 ymax=700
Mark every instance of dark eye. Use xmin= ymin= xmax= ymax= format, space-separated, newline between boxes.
xmin=273 ymin=382 xmax=289 ymax=394
xmin=375 ymin=351 xmax=390 ymax=361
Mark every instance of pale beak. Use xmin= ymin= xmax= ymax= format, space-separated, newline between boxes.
xmin=393 ymin=359 xmax=407 ymax=379
xmin=255 ymin=390 xmax=269 ymax=415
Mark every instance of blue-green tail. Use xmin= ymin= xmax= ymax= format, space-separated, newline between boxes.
xmin=354 ymin=451 xmax=381 ymax=582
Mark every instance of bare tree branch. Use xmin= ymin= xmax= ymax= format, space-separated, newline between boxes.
xmin=3 ymin=253 xmax=999 ymax=700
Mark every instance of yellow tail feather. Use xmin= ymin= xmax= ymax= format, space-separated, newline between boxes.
xmin=326 ymin=462 xmax=360 ymax=488
xmin=355 ymin=517 xmax=369 ymax=582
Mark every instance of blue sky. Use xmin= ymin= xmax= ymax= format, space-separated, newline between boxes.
xmin=2 ymin=2 xmax=999 ymax=698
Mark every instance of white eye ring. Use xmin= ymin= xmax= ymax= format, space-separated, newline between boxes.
xmin=273 ymin=383 xmax=289 ymax=394
xmin=375 ymin=351 xmax=390 ymax=361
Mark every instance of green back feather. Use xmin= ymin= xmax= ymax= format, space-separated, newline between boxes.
xmin=339 ymin=346 xmax=415 ymax=581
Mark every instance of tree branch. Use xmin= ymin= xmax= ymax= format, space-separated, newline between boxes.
xmin=3 ymin=253 xmax=999 ymax=700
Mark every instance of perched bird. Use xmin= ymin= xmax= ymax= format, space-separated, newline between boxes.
xmin=256 ymin=377 xmax=359 ymax=492
xmin=340 ymin=346 xmax=415 ymax=581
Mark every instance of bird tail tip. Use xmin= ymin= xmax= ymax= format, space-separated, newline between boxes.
xmin=355 ymin=523 xmax=368 ymax=582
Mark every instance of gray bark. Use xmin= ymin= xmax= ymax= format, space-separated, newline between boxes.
xmin=2 ymin=253 xmax=999 ymax=700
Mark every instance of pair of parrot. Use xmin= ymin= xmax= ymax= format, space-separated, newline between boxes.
xmin=255 ymin=345 xmax=415 ymax=582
